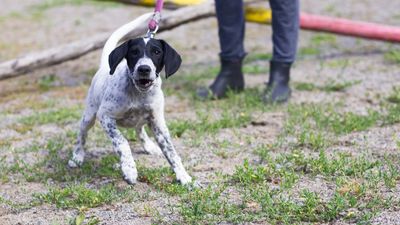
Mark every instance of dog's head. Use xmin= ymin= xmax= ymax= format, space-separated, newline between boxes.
xmin=108 ymin=38 xmax=181 ymax=92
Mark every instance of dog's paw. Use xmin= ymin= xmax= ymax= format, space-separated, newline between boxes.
xmin=176 ymin=171 xmax=192 ymax=185
xmin=185 ymin=180 xmax=203 ymax=191
xmin=192 ymin=180 xmax=203 ymax=188
xmin=68 ymin=158 xmax=83 ymax=168
xmin=143 ymin=140 xmax=163 ymax=156
xmin=121 ymin=163 xmax=138 ymax=185
xmin=68 ymin=147 xmax=85 ymax=168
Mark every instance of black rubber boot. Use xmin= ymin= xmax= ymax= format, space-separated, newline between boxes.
xmin=197 ymin=59 xmax=244 ymax=99
xmin=263 ymin=61 xmax=292 ymax=103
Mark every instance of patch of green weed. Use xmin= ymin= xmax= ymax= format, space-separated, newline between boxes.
xmin=35 ymin=183 xmax=130 ymax=209
xmin=244 ymin=53 xmax=272 ymax=63
xmin=299 ymin=46 xmax=321 ymax=56
xmin=287 ymin=103 xmax=379 ymax=135
xmin=311 ymin=34 xmax=337 ymax=47
xmin=168 ymin=110 xmax=251 ymax=138
xmin=15 ymin=106 xmax=82 ymax=133
xmin=294 ymin=80 xmax=361 ymax=92
xmin=384 ymin=50 xmax=400 ymax=64
xmin=1 ymin=137 xmax=122 ymax=183
xmin=321 ymin=80 xmax=361 ymax=92
xmin=294 ymin=82 xmax=317 ymax=91
xmin=38 ymin=74 xmax=57 ymax=91
xmin=299 ymin=34 xmax=337 ymax=57
xmin=387 ymin=86 xmax=400 ymax=104
xmin=178 ymin=184 xmax=246 ymax=224
xmin=242 ymin=65 xmax=268 ymax=74
xmin=0 ymin=195 xmax=40 ymax=211
xmin=187 ymin=149 xmax=399 ymax=224
xmin=137 ymin=165 xmax=188 ymax=195
xmin=31 ymin=0 xmax=122 ymax=12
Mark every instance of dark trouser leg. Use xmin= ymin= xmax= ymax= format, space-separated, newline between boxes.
xmin=270 ymin=0 xmax=299 ymax=63
xmin=215 ymin=0 xmax=246 ymax=61
xmin=197 ymin=0 xmax=246 ymax=99
xmin=265 ymin=0 xmax=299 ymax=103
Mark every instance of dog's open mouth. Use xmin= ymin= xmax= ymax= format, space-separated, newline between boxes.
xmin=135 ymin=79 xmax=154 ymax=89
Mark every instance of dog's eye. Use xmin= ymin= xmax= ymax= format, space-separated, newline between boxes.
xmin=153 ymin=49 xmax=161 ymax=55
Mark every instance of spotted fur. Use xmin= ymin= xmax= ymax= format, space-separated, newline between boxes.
xmin=68 ymin=13 xmax=192 ymax=185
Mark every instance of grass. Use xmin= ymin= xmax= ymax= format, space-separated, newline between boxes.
xmin=326 ymin=59 xmax=349 ymax=69
xmin=211 ymin=140 xmax=240 ymax=159
xmin=165 ymin=51 xmax=272 ymax=98
xmin=176 ymin=149 xmax=399 ymax=224
xmin=163 ymin=65 xmax=218 ymax=96
xmin=0 ymin=195 xmax=40 ymax=211
xmin=14 ymin=106 xmax=82 ymax=133
xmin=31 ymin=0 xmax=123 ymax=12
xmin=294 ymin=79 xmax=361 ymax=92
xmin=35 ymin=183 xmax=133 ymax=209
xmin=298 ymin=34 xmax=338 ymax=58
xmin=381 ymin=87 xmax=400 ymax=125
xmin=18 ymin=106 xmax=82 ymax=126
xmin=137 ymin=164 xmax=189 ymax=195
xmin=242 ymin=64 xmax=268 ymax=74
xmin=244 ymin=53 xmax=272 ymax=64
xmin=387 ymin=86 xmax=400 ymax=104
xmin=310 ymin=34 xmax=337 ymax=47
xmin=38 ymin=74 xmax=58 ymax=91
xmin=178 ymin=184 xmax=245 ymax=224
xmin=382 ymin=103 xmax=400 ymax=125
xmin=384 ymin=50 xmax=400 ymax=64
xmin=281 ymin=86 xmax=400 ymax=151
xmin=5 ymin=143 xmax=395 ymax=224
xmin=70 ymin=211 xmax=100 ymax=225
xmin=299 ymin=46 xmax=321 ymax=56
xmin=0 ymin=137 xmax=123 ymax=184
xmin=0 ymin=0 xmax=123 ymax=24
xmin=168 ymin=111 xmax=251 ymax=138
xmin=167 ymin=88 xmax=269 ymax=137
xmin=283 ymin=103 xmax=381 ymax=151
xmin=233 ymin=150 xmax=387 ymax=187
xmin=5 ymin=98 xmax=57 ymax=114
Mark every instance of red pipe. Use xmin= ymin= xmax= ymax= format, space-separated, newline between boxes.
xmin=300 ymin=13 xmax=400 ymax=43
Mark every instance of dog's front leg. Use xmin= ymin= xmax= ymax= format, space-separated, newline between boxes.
xmin=149 ymin=113 xmax=192 ymax=185
xmin=99 ymin=114 xmax=137 ymax=184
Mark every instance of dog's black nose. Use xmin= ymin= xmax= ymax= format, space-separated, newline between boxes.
xmin=138 ymin=65 xmax=151 ymax=75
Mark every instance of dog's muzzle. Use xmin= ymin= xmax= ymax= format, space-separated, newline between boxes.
xmin=134 ymin=65 xmax=154 ymax=91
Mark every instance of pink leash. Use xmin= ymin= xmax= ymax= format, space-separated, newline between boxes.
xmin=147 ymin=0 xmax=164 ymax=38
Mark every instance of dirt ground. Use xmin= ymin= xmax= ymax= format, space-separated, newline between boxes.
xmin=1 ymin=0 xmax=400 ymax=224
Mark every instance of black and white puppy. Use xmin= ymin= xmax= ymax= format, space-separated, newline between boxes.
xmin=68 ymin=13 xmax=192 ymax=185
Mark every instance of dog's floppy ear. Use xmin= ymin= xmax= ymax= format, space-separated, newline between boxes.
xmin=109 ymin=41 xmax=130 ymax=75
xmin=160 ymin=40 xmax=182 ymax=78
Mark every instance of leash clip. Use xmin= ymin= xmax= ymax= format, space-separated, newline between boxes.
xmin=146 ymin=25 xmax=159 ymax=39
xmin=146 ymin=9 xmax=161 ymax=39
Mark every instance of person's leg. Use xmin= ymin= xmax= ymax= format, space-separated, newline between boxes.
xmin=197 ymin=0 xmax=246 ymax=99
xmin=216 ymin=0 xmax=246 ymax=61
xmin=264 ymin=0 xmax=299 ymax=103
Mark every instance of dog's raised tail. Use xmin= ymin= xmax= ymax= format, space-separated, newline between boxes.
xmin=101 ymin=12 xmax=153 ymax=70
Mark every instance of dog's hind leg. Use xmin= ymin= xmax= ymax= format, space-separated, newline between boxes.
xmin=136 ymin=125 xmax=162 ymax=155
xmin=68 ymin=108 xmax=96 ymax=168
